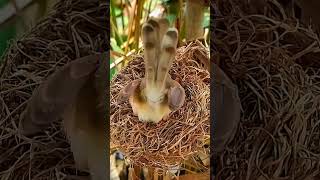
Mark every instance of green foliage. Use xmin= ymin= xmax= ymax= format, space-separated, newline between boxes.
xmin=110 ymin=0 xmax=210 ymax=80
xmin=0 ymin=22 xmax=16 ymax=59
xmin=110 ymin=57 xmax=116 ymax=80
xmin=0 ymin=0 xmax=10 ymax=8
xmin=110 ymin=0 xmax=160 ymax=79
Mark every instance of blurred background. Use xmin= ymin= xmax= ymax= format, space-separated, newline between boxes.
xmin=110 ymin=0 xmax=210 ymax=79
xmin=0 ymin=0 xmax=56 ymax=59
xmin=0 ymin=0 xmax=209 ymax=80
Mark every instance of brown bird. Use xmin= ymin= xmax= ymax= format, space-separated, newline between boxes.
xmin=18 ymin=53 xmax=109 ymax=180
xmin=119 ymin=17 xmax=186 ymax=123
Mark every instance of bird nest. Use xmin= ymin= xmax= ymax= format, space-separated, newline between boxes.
xmin=213 ymin=0 xmax=320 ymax=179
xmin=110 ymin=42 xmax=210 ymax=169
xmin=0 ymin=0 xmax=107 ymax=179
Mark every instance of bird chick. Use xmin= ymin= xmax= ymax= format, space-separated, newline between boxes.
xmin=119 ymin=18 xmax=185 ymax=123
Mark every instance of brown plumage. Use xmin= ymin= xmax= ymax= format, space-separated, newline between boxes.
xmin=18 ymin=53 xmax=108 ymax=180
xmin=119 ymin=18 xmax=186 ymax=123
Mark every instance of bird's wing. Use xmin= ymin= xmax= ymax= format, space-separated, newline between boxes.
xmin=19 ymin=53 xmax=106 ymax=136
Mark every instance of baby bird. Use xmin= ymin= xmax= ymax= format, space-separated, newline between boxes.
xmin=119 ymin=18 xmax=185 ymax=123
xmin=18 ymin=53 xmax=110 ymax=180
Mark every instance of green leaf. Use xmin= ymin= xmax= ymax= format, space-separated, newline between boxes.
xmin=0 ymin=21 xmax=16 ymax=58
xmin=111 ymin=38 xmax=124 ymax=54
xmin=203 ymin=14 xmax=210 ymax=28
xmin=121 ymin=34 xmax=128 ymax=43
xmin=0 ymin=0 xmax=10 ymax=8
xmin=166 ymin=14 xmax=176 ymax=26
xmin=114 ymin=7 xmax=122 ymax=17
xmin=164 ymin=0 xmax=179 ymax=15
xmin=110 ymin=57 xmax=117 ymax=80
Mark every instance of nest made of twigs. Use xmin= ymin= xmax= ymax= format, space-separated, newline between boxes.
xmin=0 ymin=0 xmax=107 ymax=179
xmin=110 ymin=42 xmax=210 ymax=170
xmin=213 ymin=0 xmax=320 ymax=179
